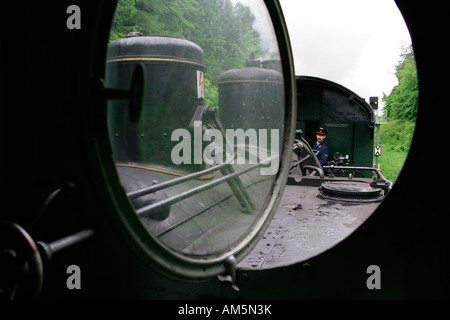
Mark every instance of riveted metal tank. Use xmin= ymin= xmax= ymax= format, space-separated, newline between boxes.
xmin=106 ymin=33 xmax=206 ymax=172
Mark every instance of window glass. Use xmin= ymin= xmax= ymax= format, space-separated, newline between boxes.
xmin=105 ymin=0 xmax=286 ymax=257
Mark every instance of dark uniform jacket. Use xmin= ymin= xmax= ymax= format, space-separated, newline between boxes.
xmin=312 ymin=141 xmax=329 ymax=166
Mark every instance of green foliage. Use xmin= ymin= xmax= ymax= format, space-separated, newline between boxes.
xmin=379 ymin=119 xmax=415 ymax=152
xmin=133 ymin=0 xmax=198 ymax=38
xmin=375 ymin=119 xmax=416 ymax=182
xmin=377 ymin=44 xmax=418 ymax=183
xmin=377 ymin=148 xmax=408 ymax=183
xmin=394 ymin=43 xmax=416 ymax=76
xmin=204 ymin=77 xmax=219 ymax=108
xmin=383 ymin=44 xmax=418 ymax=121
xmin=109 ymin=0 xmax=142 ymax=41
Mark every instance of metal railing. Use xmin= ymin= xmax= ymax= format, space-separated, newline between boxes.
xmin=134 ymin=155 xmax=277 ymax=217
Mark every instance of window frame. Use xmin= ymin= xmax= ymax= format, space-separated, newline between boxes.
xmin=85 ymin=0 xmax=297 ymax=282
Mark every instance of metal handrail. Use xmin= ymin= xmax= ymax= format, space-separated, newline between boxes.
xmin=126 ymin=162 xmax=230 ymax=199
xmin=322 ymin=165 xmax=393 ymax=191
xmin=135 ymin=156 xmax=276 ymax=217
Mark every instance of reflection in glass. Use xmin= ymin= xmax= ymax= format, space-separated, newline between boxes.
xmin=106 ymin=0 xmax=284 ymax=256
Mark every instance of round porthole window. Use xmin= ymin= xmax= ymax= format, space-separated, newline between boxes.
xmin=95 ymin=0 xmax=296 ymax=282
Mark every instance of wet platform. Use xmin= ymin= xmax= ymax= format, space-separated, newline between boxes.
xmin=238 ymin=182 xmax=379 ymax=270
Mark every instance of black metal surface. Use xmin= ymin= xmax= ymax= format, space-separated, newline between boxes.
xmin=320 ymin=181 xmax=382 ymax=196
xmin=238 ymin=183 xmax=379 ymax=270
xmin=218 ymin=66 xmax=283 ymax=134
xmin=318 ymin=181 xmax=384 ymax=203
xmin=106 ymin=34 xmax=206 ymax=171
xmin=106 ymin=33 xmax=205 ymax=65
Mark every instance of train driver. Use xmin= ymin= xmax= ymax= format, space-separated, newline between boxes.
xmin=313 ymin=126 xmax=329 ymax=166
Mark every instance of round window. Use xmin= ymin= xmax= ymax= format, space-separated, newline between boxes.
xmin=97 ymin=0 xmax=295 ymax=281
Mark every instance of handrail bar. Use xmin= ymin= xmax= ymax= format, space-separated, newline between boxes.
xmin=126 ymin=162 xmax=230 ymax=199
xmin=136 ymin=156 xmax=277 ymax=217
xmin=322 ymin=165 xmax=392 ymax=191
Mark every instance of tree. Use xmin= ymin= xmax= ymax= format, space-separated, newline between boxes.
xmin=109 ymin=0 xmax=142 ymax=41
xmin=383 ymin=45 xmax=418 ymax=121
